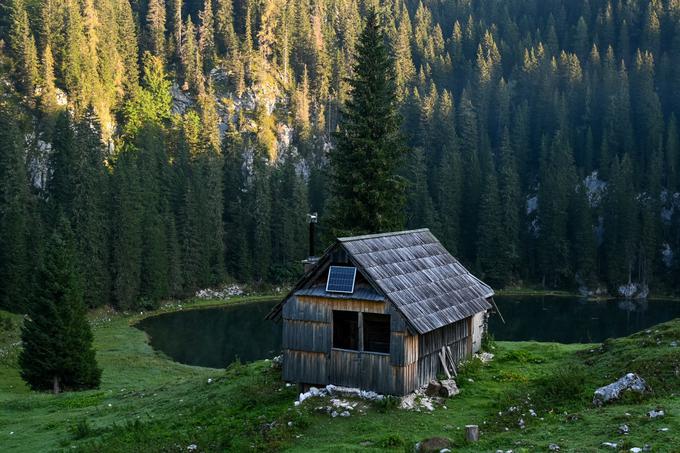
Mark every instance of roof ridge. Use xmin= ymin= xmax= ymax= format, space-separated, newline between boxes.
xmin=337 ymin=228 xmax=431 ymax=242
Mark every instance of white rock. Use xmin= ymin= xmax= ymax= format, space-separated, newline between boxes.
xmin=187 ymin=445 xmax=197 ymax=451
xmin=593 ymin=373 xmax=648 ymax=406
xmin=647 ymin=409 xmax=665 ymax=418
xmin=630 ymin=448 xmax=642 ymax=453
xmin=548 ymin=444 xmax=560 ymax=451
xmin=602 ymin=442 xmax=618 ymax=449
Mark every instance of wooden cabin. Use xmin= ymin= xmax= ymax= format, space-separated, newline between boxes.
xmin=266 ymin=228 xmax=494 ymax=396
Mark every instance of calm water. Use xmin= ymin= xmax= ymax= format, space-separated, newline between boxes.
xmin=136 ymin=296 xmax=680 ymax=368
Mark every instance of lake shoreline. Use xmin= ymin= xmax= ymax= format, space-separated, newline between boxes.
xmin=3 ymin=300 xmax=680 ymax=451
xmin=126 ymin=288 xmax=680 ymax=326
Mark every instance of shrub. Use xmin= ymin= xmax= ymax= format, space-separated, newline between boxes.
xmin=69 ymin=419 xmax=92 ymax=440
xmin=481 ymin=331 xmax=496 ymax=352
xmin=374 ymin=395 xmax=400 ymax=412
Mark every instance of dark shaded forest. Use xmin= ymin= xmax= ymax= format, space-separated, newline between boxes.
xmin=1 ymin=0 xmax=680 ymax=312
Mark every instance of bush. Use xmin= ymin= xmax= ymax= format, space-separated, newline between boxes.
xmin=376 ymin=433 xmax=404 ymax=448
xmin=457 ymin=357 xmax=484 ymax=381
xmin=481 ymin=331 xmax=496 ymax=352
xmin=532 ymin=365 xmax=590 ymax=407
xmin=374 ymin=395 xmax=400 ymax=412
xmin=502 ymin=349 xmax=544 ymax=364
xmin=69 ymin=419 xmax=92 ymax=440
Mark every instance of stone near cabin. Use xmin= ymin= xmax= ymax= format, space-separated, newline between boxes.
xmin=439 ymin=380 xmax=459 ymax=398
xmin=593 ymin=373 xmax=648 ymax=406
xmin=415 ymin=437 xmax=452 ymax=452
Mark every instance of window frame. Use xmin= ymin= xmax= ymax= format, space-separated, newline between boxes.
xmin=331 ymin=310 xmax=391 ymax=356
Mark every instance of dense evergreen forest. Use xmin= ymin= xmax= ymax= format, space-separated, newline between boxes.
xmin=1 ymin=0 xmax=680 ymax=312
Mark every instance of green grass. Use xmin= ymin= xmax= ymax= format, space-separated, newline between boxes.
xmin=2 ymin=299 xmax=680 ymax=452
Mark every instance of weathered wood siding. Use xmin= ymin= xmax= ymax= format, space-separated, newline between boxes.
xmin=282 ymin=319 xmax=331 ymax=353
xmin=282 ymin=350 xmax=327 ymax=384
xmin=411 ymin=318 xmax=471 ymax=389
xmin=282 ymin=294 xmax=476 ymax=395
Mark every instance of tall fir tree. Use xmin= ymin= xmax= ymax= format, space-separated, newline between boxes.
xmin=0 ymin=98 xmax=30 ymax=312
xmin=327 ymin=11 xmax=406 ymax=237
xmin=19 ymin=216 xmax=101 ymax=393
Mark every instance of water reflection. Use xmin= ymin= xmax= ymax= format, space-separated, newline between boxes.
xmin=136 ymin=296 xmax=680 ymax=368
xmin=136 ymin=300 xmax=281 ymax=368
xmin=490 ymin=296 xmax=680 ymax=343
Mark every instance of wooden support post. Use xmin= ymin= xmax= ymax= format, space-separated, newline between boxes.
xmin=439 ymin=348 xmax=451 ymax=379
xmin=465 ymin=425 xmax=479 ymax=442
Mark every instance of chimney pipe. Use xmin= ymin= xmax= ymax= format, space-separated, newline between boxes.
xmin=303 ymin=213 xmax=319 ymax=273
xmin=307 ymin=212 xmax=318 ymax=258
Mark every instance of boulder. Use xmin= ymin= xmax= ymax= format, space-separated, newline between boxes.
xmin=439 ymin=380 xmax=460 ymax=398
xmin=416 ymin=437 xmax=452 ymax=452
xmin=593 ymin=373 xmax=648 ymax=406
xmin=647 ymin=409 xmax=665 ymax=418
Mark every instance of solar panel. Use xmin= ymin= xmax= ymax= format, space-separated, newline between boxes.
xmin=326 ymin=266 xmax=357 ymax=293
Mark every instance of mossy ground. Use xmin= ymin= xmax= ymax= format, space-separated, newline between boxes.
xmin=1 ymin=300 xmax=680 ymax=452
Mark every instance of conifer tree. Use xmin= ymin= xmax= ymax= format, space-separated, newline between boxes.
xmin=146 ymin=0 xmax=167 ymax=60
xmin=326 ymin=11 xmax=406 ymax=237
xmin=0 ymin=99 xmax=29 ymax=312
xmin=111 ymin=149 xmax=143 ymax=309
xmin=458 ymin=88 xmax=481 ymax=262
xmin=569 ymin=183 xmax=596 ymax=286
xmin=19 ymin=216 xmax=101 ymax=393
xmin=9 ymin=0 xmax=39 ymax=98
xmin=405 ymin=148 xmax=436 ymax=230
xmin=222 ymin=129 xmax=251 ymax=281
xmin=477 ymin=168 xmax=504 ymax=285
xmin=603 ymin=155 xmax=637 ymax=287
xmin=497 ymin=128 xmax=521 ymax=282
xmin=538 ymin=132 xmax=577 ymax=287
xmin=215 ymin=0 xmax=238 ymax=58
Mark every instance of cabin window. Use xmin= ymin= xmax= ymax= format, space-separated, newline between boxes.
xmin=333 ymin=310 xmax=359 ymax=350
xmin=363 ymin=313 xmax=391 ymax=353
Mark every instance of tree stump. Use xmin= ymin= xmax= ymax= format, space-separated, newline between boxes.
xmin=439 ymin=379 xmax=459 ymax=398
xmin=425 ymin=380 xmax=442 ymax=396
xmin=465 ymin=425 xmax=479 ymax=442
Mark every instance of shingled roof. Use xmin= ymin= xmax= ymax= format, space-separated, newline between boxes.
xmin=268 ymin=228 xmax=493 ymax=335
xmin=338 ymin=229 xmax=493 ymax=334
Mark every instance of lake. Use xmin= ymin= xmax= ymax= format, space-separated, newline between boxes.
xmin=135 ymin=296 xmax=680 ymax=368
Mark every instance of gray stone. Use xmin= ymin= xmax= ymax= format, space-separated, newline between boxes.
xmin=548 ymin=443 xmax=560 ymax=451
xmin=647 ymin=409 xmax=665 ymax=418
xmin=619 ymin=424 xmax=630 ymax=434
xmin=602 ymin=442 xmax=618 ymax=449
xmin=593 ymin=373 xmax=648 ymax=406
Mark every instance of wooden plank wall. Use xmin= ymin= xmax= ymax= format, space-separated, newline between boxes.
xmin=412 ymin=318 xmax=471 ymax=389
xmin=283 ymin=350 xmax=327 ymax=384
xmin=281 ymin=295 xmax=475 ymax=395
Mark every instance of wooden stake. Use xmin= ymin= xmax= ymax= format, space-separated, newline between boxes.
xmin=465 ymin=425 xmax=479 ymax=442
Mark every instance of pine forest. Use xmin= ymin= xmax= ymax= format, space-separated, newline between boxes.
xmin=3 ymin=0 xmax=680 ymax=313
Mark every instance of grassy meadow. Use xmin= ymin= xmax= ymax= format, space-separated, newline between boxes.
xmin=1 ymin=298 xmax=680 ymax=452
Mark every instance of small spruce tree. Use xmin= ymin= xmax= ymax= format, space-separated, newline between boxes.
xmin=19 ymin=217 xmax=101 ymax=393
